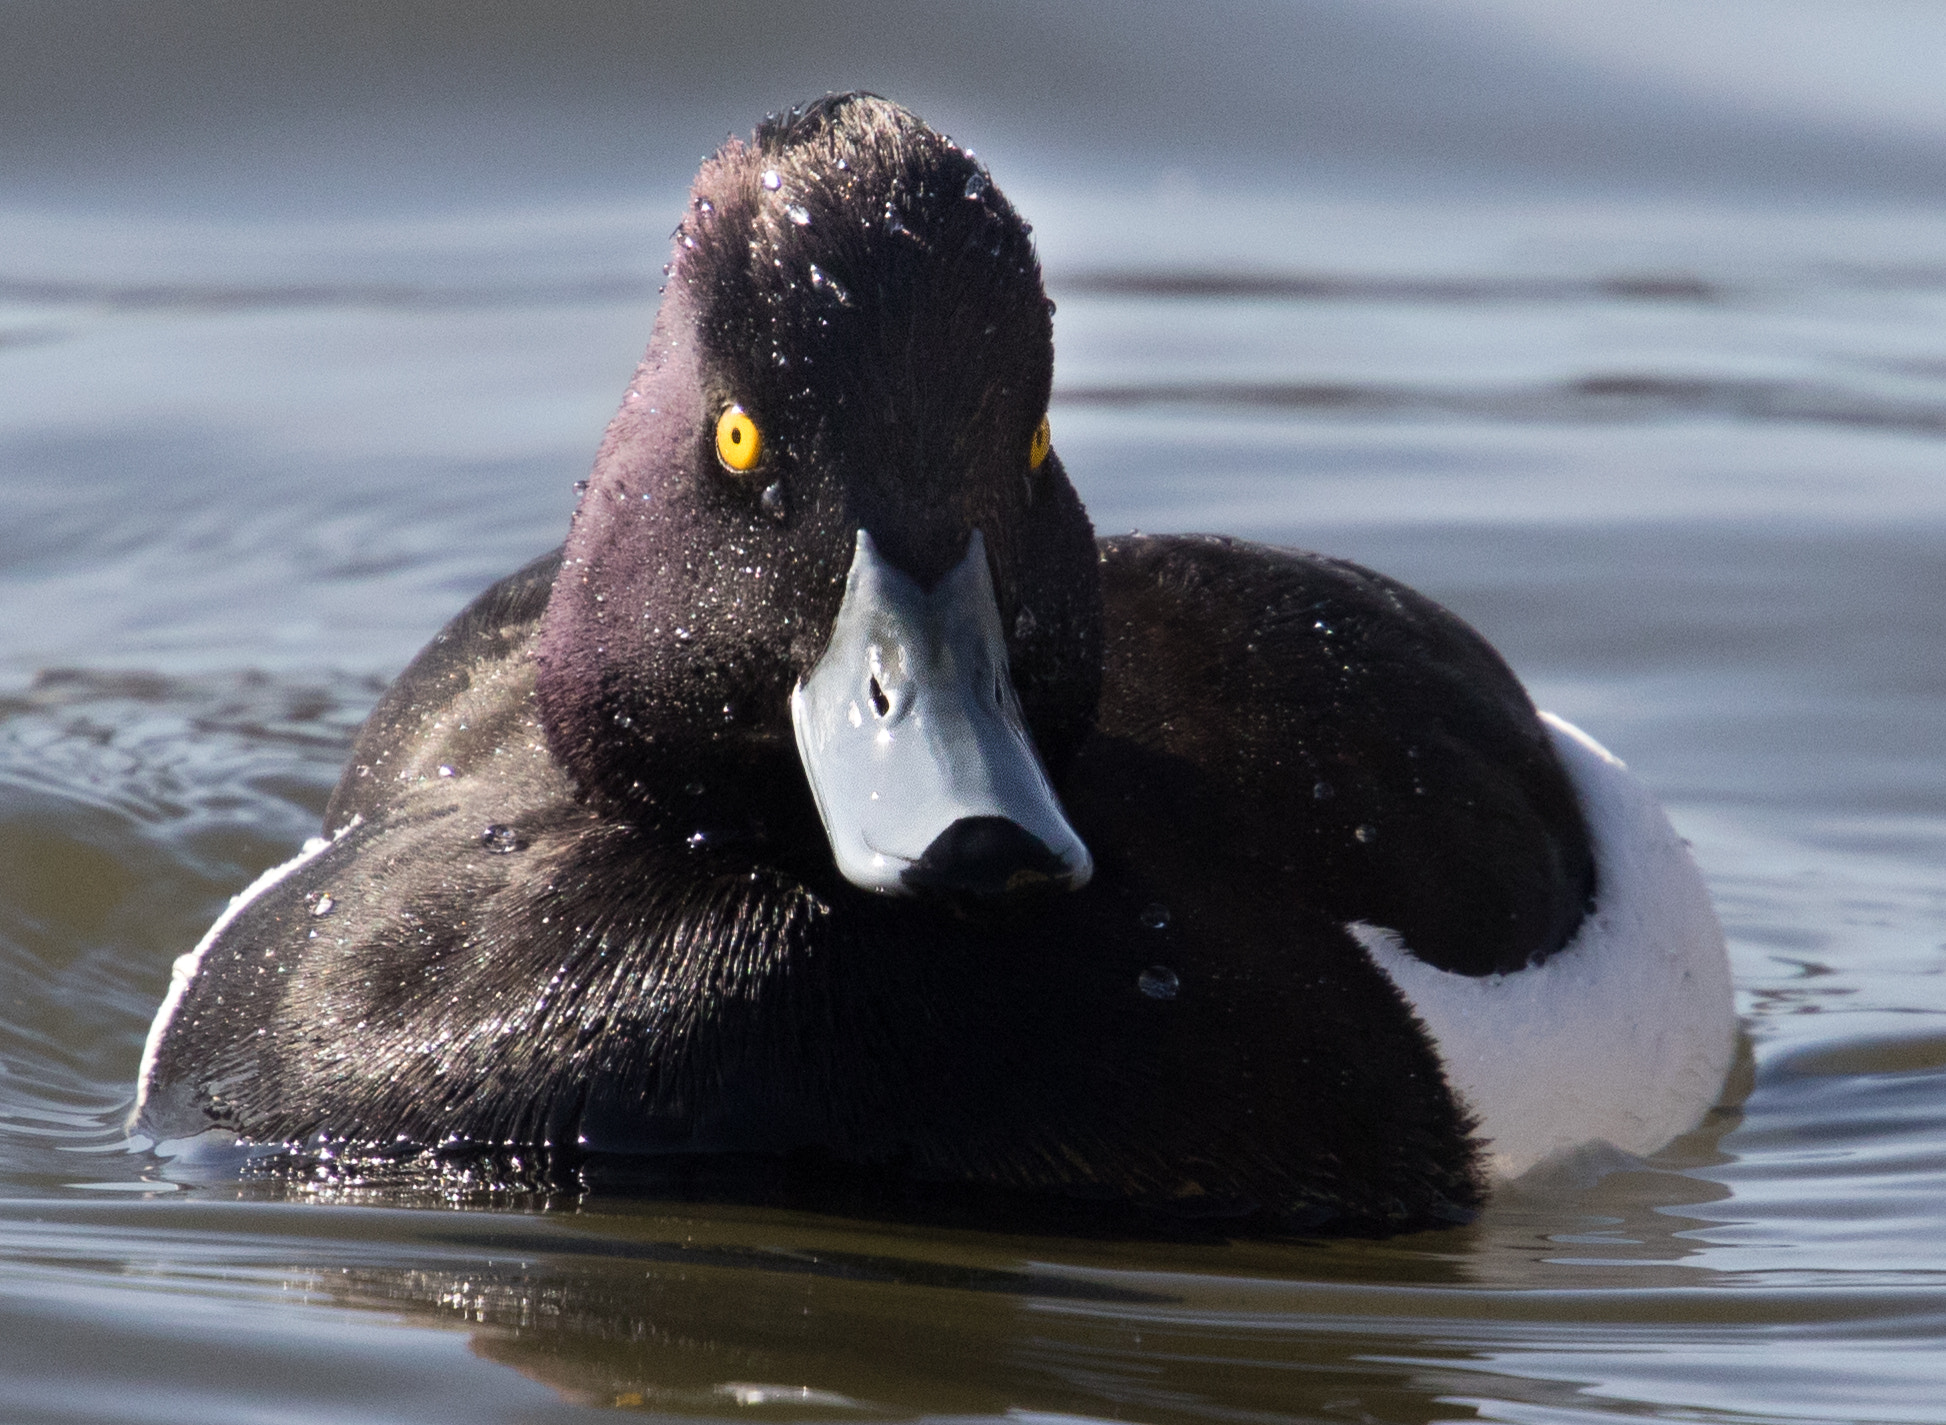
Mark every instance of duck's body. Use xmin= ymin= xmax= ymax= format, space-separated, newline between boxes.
xmin=135 ymin=96 xmax=1733 ymax=1233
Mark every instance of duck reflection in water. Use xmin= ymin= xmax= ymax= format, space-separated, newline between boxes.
xmin=256 ymin=1086 xmax=1747 ymax=1422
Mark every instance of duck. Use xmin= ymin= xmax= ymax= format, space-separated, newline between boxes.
xmin=133 ymin=94 xmax=1734 ymax=1235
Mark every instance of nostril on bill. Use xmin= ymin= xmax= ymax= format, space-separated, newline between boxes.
xmin=900 ymin=815 xmax=1071 ymax=897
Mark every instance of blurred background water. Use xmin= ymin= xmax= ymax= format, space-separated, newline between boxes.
xmin=4 ymin=1 xmax=1946 ymax=1421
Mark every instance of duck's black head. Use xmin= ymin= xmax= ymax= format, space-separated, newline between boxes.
xmin=537 ymin=94 xmax=1102 ymax=895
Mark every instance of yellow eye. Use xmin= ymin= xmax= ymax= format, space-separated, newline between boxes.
xmin=1029 ymin=414 xmax=1052 ymax=470
xmin=715 ymin=405 xmax=763 ymax=472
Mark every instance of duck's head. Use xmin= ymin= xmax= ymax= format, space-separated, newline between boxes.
xmin=537 ymin=94 xmax=1101 ymax=898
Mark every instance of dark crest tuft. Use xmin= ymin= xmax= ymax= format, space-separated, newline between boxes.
xmin=753 ymin=91 xmax=889 ymax=152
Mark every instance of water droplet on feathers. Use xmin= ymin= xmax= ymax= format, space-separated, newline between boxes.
xmin=481 ymin=825 xmax=526 ymax=854
xmin=808 ymin=264 xmax=851 ymax=305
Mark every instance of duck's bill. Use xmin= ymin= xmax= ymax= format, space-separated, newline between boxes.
xmin=790 ymin=529 xmax=1093 ymax=897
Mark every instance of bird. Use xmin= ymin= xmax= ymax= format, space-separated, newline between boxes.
xmin=133 ymin=93 xmax=1734 ymax=1236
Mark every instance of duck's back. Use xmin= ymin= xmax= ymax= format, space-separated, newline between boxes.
xmin=324 ymin=547 xmax=567 ymax=835
xmin=1080 ymin=534 xmax=1595 ymax=979
xmin=1076 ymin=535 xmax=1731 ymax=1178
xmin=136 ymin=549 xmax=590 ymax=1144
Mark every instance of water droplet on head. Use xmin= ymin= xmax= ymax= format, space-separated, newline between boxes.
xmin=1139 ymin=903 xmax=1171 ymax=931
xmin=761 ymin=170 xmax=782 ymax=191
xmin=785 ymin=203 xmax=810 ymax=226
xmin=311 ymin=893 xmax=335 ymax=917
xmin=686 ymin=831 xmax=709 ymax=850
xmin=697 ymin=198 xmax=714 ymax=214
xmin=481 ymin=824 xmax=527 ymax=854
xmin=885 ymin=205 xmax=909 ymax=237
xmin=1354 ymin=823 xmax=1378 ymax=844
xmin=808 ymin=264 xmax=851 ymax=305
xmin=1138 ymin=966 xmax=1180 ymax=1000
xmin=1313 ymin=620 xmax=1332 ymax=635
xmin=680 ymin=233 xmax=696 ymax=250
xmin=684 ymin=782 xmax=705 ymax=797
xmin=963 ymin=171 xmax=988 ymax=200
xmin=761 ymin=481 xmax=789 ymax=521
xmin=673 ymin=627 xmax=693 ymax=642
xmin=437 ymin=764 xmax=457 ymax=778
xmin=1312 ymin=781 xmax=1334 ymax=801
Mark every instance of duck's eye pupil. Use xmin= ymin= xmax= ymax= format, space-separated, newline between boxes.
xmin=715 ymin=405 xmax=763 ymax=472
xmin=1029 ymin=414 xmax=1052 ymax=471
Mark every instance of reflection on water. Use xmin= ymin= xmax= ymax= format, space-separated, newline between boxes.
xmin=7 ymin=1 xmax=1946 ymax=1417
xmin=28 ymin=1076 xmax=1946 ymax=1425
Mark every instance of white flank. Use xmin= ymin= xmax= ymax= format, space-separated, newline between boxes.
xmin=132 ymin=819 xmax=358 ymax=1124
xmin=1349 ymin=713 xmax=1734 ymax=1180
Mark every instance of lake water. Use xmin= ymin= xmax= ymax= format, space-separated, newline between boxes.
xmin=5 ymin=2 xmax=1946 ymax=1421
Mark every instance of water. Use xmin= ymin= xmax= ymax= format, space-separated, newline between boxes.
xmin=5 ymin=1 xmax=1946 ymax=1420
